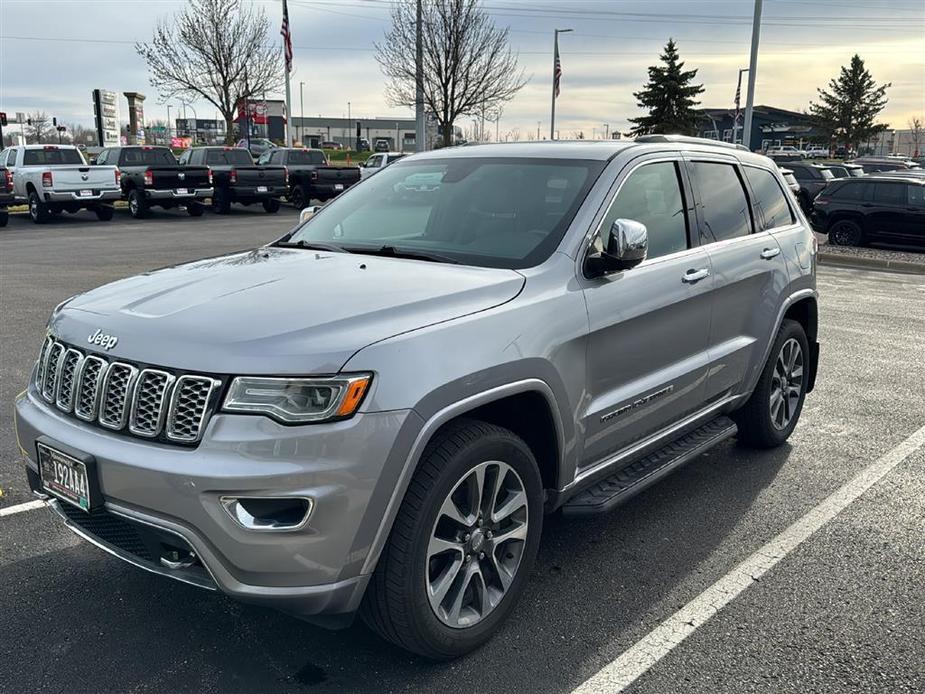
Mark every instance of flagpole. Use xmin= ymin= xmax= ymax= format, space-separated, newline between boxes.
xmin=282 ymin=0 xmax=293 ymax=146
xmin=550 ymin=28 xmax=572 ymax=141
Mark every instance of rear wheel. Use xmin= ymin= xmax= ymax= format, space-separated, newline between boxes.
xmin=262 ymin=198 xmax=280 ymax=214
xmin=289 ymin=185 xmax=306 ymax=210
xmin=186 ymin=201 xmax=205 ymax=217
xmin=829 ymin=219 xmax=863 ymax=247
xmin=362 ymin=419 xmax=543 ymax=659
xmin=127 ymin=189 xmax=148 ymax=219
xmin=94 ymin=205 xmax=114 ymax=221
xmin=733 ymin=319 xmax=810 ymax=448
xmin=28 ymin=191 xmax=50 ymax=224
xmin=212 ymin=188 xmax=231 ymax=214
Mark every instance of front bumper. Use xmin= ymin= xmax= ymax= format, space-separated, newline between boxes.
xmin=44 ymin=189 xmax=121 ymax=204
xmin=145 ymin=187 xmax=213 ymax=201
xmin=14 ymin=388 xmax=420 ymax=619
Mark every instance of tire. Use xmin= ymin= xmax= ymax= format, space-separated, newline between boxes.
xmin=0 ymin=209 xmax=8 ymax=227
xmin=828 ymin=219 xmax=864 ymax=247
xmin=186 ymin=201 xmax=205 ymax=217
xmin=94 ymin=205 xmax=114 ymax=221
xmin=127 ymin=189 xmax=148 ymax=219
xmin=212 ymin=188 xmax=231 ymax=214
xmin=28 ymin=191 xmax=50 ymax=224
xmin=361 ymin=419 xmax=543 ymax=660
xmin=733 ymin=319 xmax=810 ymax=449
xmin=289 ymin=184 xmax=306 ymax=210
xmin=262 ymin=197 xmax=281 ymax=214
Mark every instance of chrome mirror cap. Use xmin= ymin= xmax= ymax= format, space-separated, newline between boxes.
xmin=299 ymin=205 xmax=323 ymax=224
xmin=608 ymin=218 xmax=649 ymax=268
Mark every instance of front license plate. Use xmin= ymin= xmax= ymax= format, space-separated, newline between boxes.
xmin=38 ymin=443 xmax=92 ymax=512
xmin=175 ymin=188 xmax=190 ymax=195
xmin=78 ymin=189 xmax=93 ymax=197
xmin=334 ymin=183 xmax=344 ymax=191
xmin=257 ymin=185 xmax=268 ymax=193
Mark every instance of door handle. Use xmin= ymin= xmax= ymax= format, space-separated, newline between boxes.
xmin=682 ymin=268 xmax=710 ymax=283
xmin=760 ymin=247 xmax=781 ymax=259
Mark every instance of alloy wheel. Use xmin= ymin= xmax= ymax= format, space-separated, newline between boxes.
xmin=770 ymin=337 xmax=804 ymax=430
xmin=426 ymin=460 xmax=529 ymax=629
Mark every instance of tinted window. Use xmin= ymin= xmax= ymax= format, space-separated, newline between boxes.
xmin=205 ymin=149 xmax=253 ymax=166
xmin=119 ymin=148 xmax=177 ymax=166
xmin=872 ymin=183 xmax=905 ymax=204
xmin=831 ymin=181 xmax=869 ymax=201
xmin=598 ymin=162 xmax=689 ymax=260
xmin=689 ymin=161 xmax=753 ymax=242
xmin=287 ymin=150 xmax=327 ymax=165
xmin=827 ymin=165 xmax=848 ymax=178
xmin=743 ymin=166 xmax=794 ymax=230
xmin=908 ymin=185 xmax=925 ymax=206
xmin=23 ymin=147 xmax=85 ymax=165
xmin=289 ymin=157 xmax=604 ymax=269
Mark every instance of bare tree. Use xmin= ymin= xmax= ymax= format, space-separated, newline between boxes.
xmin=376 ymin=0 xmax=528 ymax=148
xmin=136 ymin=0 xmax=283 ymax=144
xmin=909 ymin=116 xmax=923 ymax=156
xmin=25 ymin=111 xmax=55 ymax=144
xmin=65 ymin=122 xmax=98 ymax=146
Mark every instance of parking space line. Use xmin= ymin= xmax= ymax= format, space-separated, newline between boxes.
xmin=0 ymin=500 xmax=46 ymax=518
xmin=572 ymin=422 xmax=925 ymax=694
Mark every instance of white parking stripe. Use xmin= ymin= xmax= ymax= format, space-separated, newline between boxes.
xmin=0 ymin=499 xmax=46 ymax=518
xmin=572 ymin=422 xmax=925 ymax=694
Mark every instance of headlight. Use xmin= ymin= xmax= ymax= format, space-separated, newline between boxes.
xmin=222 ymin=374 xmax=372 ymax=424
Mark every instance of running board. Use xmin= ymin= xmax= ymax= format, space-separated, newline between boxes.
xmin=562 ymin=416 xmax=737 ymax=516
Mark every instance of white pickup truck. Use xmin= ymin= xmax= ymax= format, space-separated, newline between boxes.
xmin=2 ymin=144 xmax=122 ymax=223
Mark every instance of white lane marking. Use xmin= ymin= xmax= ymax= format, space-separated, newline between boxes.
xmin=572 ymin=422 xmax=925 ymax=694
xmin=0 ymin=499 xmax=47 ymax=518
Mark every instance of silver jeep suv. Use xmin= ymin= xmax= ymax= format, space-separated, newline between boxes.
xmin=14 ymin=136 xmax=819 ymax=659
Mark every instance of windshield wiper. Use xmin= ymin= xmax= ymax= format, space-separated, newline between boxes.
xmin=342 ymin=245 xmax=459 ymax=264
xmin=275 ymin=239 xmax=347 ymax=253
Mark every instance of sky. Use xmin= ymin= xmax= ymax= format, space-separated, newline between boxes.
xmin=1 ymin=0 xmax=923 ymax=139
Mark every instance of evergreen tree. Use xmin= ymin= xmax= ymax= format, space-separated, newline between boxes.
xmin=809 ymin=55 xmax=890 ymax=152
xmin=627 ymin=39 xmax=704 ymax=137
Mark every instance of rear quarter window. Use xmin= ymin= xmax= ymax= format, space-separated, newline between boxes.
xmin=872 ymin=183 xmax=906 ymax=204
xmin=688 ymin=161 xmax=754 ymax=242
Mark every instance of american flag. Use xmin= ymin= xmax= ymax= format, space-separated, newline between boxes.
xmin=281 ymin=0 xmax=293 ymax=73
xmin=553 ymin=36 xmax=562 ymax=98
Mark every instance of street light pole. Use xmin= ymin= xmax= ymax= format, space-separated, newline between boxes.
xmin=550 ymin=28 xmax=572 ymax=140
xmin=742 ymin=0 xmax=763 ymax=151
xmin=347 ymin=101 xmax=351 ymax=146
xmin=299 ymin=81 xmax=305 ymax=146
xmin=415 ymin=0 xmax=425 ymax=152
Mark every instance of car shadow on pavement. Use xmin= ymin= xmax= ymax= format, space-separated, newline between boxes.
xmin=0 ymin=440 xmax=790 ymax=694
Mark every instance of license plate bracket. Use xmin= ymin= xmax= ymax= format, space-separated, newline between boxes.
xmin=334 ymin=183 xmax=344 ymax=191
xmin=36 ymin=437 xmax=102 ymax=513
xmin=175 ymin=188 xmax=190 ymax=195
xmin=79 ymin=189 xmax=93 ymax=197
xmin=257 ymin=185 xmax=268 ymax=193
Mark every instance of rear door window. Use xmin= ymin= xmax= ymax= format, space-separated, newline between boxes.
xmin=872 ymin=183 xmax=905 ymax=205
xmin=688 ymin=161 xmax=754 ymax=242
xmin=908 ymin=185 xmax=925 ymax=206
xmin=743 ymin=166 xmax=794 ymax=230
xmin=831 ymin=181 xmax=869 ymax=201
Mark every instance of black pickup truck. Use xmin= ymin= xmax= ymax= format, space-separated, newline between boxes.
xmin=95 ymin=146 xmax=213 ymax=218
xmin=0 ymin=167 xmax=14 ymax=227
xmin=257 ymin=147 xmax=361 ymax=208
xmin=179 ymin=147 xmax=287 ymax=214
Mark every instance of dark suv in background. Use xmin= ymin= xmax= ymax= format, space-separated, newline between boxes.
xmin=786 ymin=162 xmax=836 ymax=213
xmin=812 ymin=176 xmax=925 ymax=246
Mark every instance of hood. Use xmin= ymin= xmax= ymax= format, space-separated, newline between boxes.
xmin=51 ymin=247 xmax=525 ymax=375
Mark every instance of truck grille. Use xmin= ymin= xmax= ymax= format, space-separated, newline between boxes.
xmin=35 ymin=336 xmax=221 ymax=445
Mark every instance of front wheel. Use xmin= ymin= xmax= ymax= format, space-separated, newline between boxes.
xmin=127 ymin=189 xmax=147 ymax=219
xmin=212 ymin=188 xmax=231 ymax=214
xmin=828 ymin=219 xmax=863 ymax=247
xmin=262 ymin=198 xmax=280 ymax=214
xmin=361 ymin=419 xmax=543 ymax=659
xmin=289 ymin=185 xmax=306 ymax=210
xmin=733 ymin=319 xmax=810 ymax=448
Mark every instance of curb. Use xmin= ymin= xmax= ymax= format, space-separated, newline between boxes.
xmin=818 ymin=251 xmax=925 ymax=275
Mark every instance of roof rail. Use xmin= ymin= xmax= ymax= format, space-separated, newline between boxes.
xmin=635 ymin=134 xmax=750 ymax=152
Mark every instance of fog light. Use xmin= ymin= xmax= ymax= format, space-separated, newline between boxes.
xmin=220 ymin=496 xmax=313 ymax=532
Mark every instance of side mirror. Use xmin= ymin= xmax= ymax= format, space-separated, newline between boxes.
xmin=587 ymin=218 xmax=648 ymax=277
xmin=299 ymin=205 xmax=322 ymax=224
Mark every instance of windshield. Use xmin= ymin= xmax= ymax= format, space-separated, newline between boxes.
xmin=288 ymin=149 xmax=327 ymax=165
xmin=206 ymin=149 xmax=253 ymax=166
xmin=286 ymin=157 xmax=604 ymax=269
xmin=23 ymin=148 xmax=86 ymax=166
xmin=120 ymin=148 xmax=177 ymax=166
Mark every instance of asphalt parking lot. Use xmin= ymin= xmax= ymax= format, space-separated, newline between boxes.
xmin=1 ymin=211 xmax=923 ymax=693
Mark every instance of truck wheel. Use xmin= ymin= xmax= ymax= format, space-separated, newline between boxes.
xmin=28 ymin=191 xmax=50 ymax=224
xmin=289 ymin=185 xmax=306 ymax=209
xmin=262 ymin=198 xmax=281 ymax=214
xmin=361 ymin=419 xmax=543 ymax=659
xmin=128 ymin=189 xmax=148 ymax=219
xmin=0 ymin=209 xmax=8 ymax=227
xmin=212 ymin=189 xmax=231 ymax=214
xmin=733 ymin=319 xmax=810 ymax=449
xmin=186 ymin=202 xmax=204 ymax=217
xmin=94 ymin=205 xmax=114 ymax=221
xmin=828 ymin=219 xmax=863 ymax=247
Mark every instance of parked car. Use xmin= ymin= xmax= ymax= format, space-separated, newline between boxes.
xmin=833 ymin=146 xmax=857 ymax=159
xmin=257 ymin=147 xmax=361 ymax=207
xmin=236 ymin=138 xmax=277 ymax=158
xmin=869 ymin=169 xmax=925 ymax=180
xmin=358 ymin=137 xmax=371 ymax=152
xmin=374 ymin=138 xmax=391 ymax=153
xmin=2 ymin=144 xmax=121 ymax=223
xmin=778 ymin=167 xmax=801 ymax=197
xmin=825 ymin=163 xmax=865 ymax=179
xmin=765 ymin=146 xmax=805 ymax=161
xmin=15 ymin=135 xmax=819 ymax=659
xmin=784 ymin=162 xmax=836 ymax=212
xmin=360 ymin=152 xmax=406 ymax=180
xmin=95 ymin=146 xmax=213 ymax=219
xmin=851 ymin=156 xmax=921 ymax=173
xmin=178 ymin=146 xmax=287 ymax=214
xmin=812 ymin=176 xmax=925 ymax=246
xmin=0 ymin=166 xmax=14 ymax=226
xmin=320 ymin=141 xmax=343 ymax=150
xmin=801 ymin=144 xmax=829 ymax=158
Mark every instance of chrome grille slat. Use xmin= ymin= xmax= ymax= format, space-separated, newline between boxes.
xmin=32 ymin=337 xmax=216 ymax=445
